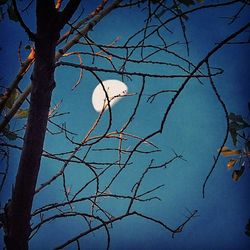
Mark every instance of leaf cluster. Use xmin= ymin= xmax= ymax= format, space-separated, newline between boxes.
xmin=220 ymin=103 xmax=250 ymax=183
xmin=219 ymin=104 xmax=250 ymax=237
xmin=229 ymin=112 xmax=250 ymax=146
xmin=0 ymin=88 xmax=28 ymax=140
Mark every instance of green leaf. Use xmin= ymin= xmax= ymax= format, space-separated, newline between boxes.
xmin=232 ymin=165 xmax=245 ymax=182
xmin=228 ymin=112 xmax=250 ymax=146
xmin=5 ymin=88 xmax=18 ymax=109
xmin=229 ymin=112 xmax=243 ymax=122
xmin=0 ymin=0 xmax=8 ymax=5
xmin=229 ymin=113 xmax=250 ymax=129
xmin=2 ymin=126 xmax=17 ymax=140
xmin=7 ymin=4 xmax=18 ymax=22
xmin=230 ymin=121 xmax=249 ymax=131
xmin=15 ymin=109 xmax=29 ymax=119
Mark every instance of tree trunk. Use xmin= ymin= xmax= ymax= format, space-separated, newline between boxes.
xmin=4 ymin=1 xmax=60 ymax=249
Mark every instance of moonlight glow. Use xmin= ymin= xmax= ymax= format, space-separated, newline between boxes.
xmin=92 ymin=79 xmax=128 ymax=112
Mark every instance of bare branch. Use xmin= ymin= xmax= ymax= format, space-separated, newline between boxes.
xmin=12 ymin=0 xmax=36 ymax=40
xmin=58 ymin=0 xmax=81 ymax=30
xmin=202 ymin=61 xmax=230 ymax=198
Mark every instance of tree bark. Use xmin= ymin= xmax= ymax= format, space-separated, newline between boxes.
xmin=3 ymin=1 xmax=80 ymax=249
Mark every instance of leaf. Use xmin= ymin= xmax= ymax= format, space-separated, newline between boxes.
xmin=227 ymin=159 xmax=237 ymax=169
xmin=232 ymin=165 xmax=245 ymax=182
xmin=5 ymin=88 xmax=18 ymax=109
xmin=2 ymin=126 xmax=17 ymax=140
xmin=232 ymin=171 xmax=240 ymax=181
xmin=229 ymin=113 xmax=250 ymax=129
xmin=15 ymin=109 xmax=29 ymax=119
xmin=220 ymin=146 xmax=241 ymax=157
xmin=228 ymin=112 xmax=250 ymax=146
xmin=229 ymin=112 xmax=244 ymax=123
xmin=55 ymin=0 xmax=62 ymax=10
xmin=7 ymin=4 xmax=18 ymax=22
xmin=230 ymin=121 xmax=250 ymax=131
xmin=27 ymin=47 xmax=35 ymax=61
xmin=229 ymin=127 xmax=237 ymax=146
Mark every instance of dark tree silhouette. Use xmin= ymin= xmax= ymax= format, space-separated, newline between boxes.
xmin=2 ymin=1 xmax=81 ymax=249
xmin=0 ymin=0 xmax=249 ymax=249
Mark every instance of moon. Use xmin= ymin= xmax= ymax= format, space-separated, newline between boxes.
xmin=92 ymin=79 xmax=128 ymax=112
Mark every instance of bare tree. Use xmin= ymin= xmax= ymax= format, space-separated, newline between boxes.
xmin=0 ymin=0 xmax=249 ymax=249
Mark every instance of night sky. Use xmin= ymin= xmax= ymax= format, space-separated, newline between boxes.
xmin=0 ymin=1 xmax=250 ymax=249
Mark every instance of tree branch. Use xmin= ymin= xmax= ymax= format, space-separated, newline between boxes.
xmin=12 ymin=0 xmax=35 ymax=40
xmin=58 ymin=0 xmax=81 ymax=30
xmin=0 ymin=0 xmax=122 ymax=132
xmin=202 ymin=61 xmax=230 ymax=198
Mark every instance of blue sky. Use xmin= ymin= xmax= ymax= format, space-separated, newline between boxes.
xmin=0 ymin=1 xmax=250 ymax=249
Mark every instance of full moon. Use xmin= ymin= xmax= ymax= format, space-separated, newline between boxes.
xmin=92 ymin=79 xmax=128 ymax=112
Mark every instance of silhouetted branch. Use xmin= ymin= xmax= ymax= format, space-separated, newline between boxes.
xmin=202 ymin=61 xmax=230 ymax=198
xmin=58 ymin=0 xmax=81 ymax=30
xmin=54 ymin=209 xmax=198 ymax=249
xmin=57 ymin=61 xmax=224 ymax=78
xmin=12 ymin=0 xmax=35 ymax=40
xmin=1 ymin=1 xmax=249 ymax=248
